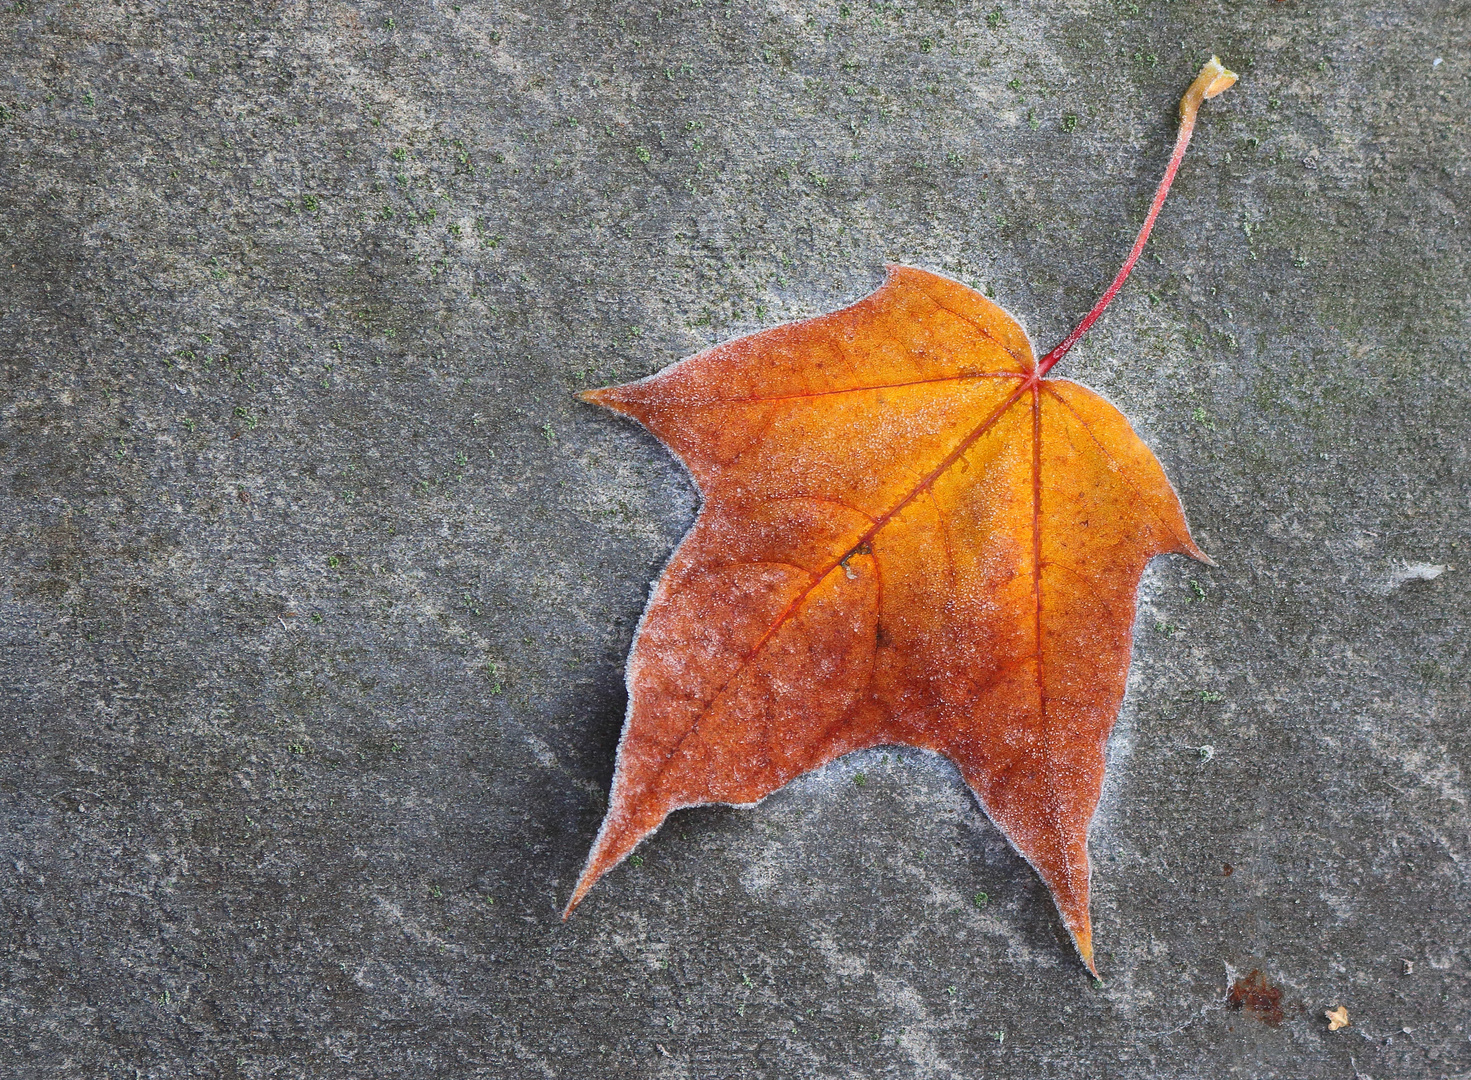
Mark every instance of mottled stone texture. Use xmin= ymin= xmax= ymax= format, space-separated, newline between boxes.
xmin=0 ymin=0 xmax=1466 ymax=1076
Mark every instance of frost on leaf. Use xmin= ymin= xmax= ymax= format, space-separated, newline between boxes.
xmin=568 ymin=59 xmax=1236 ymax=976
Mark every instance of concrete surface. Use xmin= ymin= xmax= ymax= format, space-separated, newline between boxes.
xmin=1 ymin=0 xmax=1467 ymax=1076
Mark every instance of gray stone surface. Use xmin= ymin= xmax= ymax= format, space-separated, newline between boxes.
xmin=1 ymin=0 xmax=1467 ymax=1076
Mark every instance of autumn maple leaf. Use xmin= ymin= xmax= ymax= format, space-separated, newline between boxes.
xmin=568 ymin=59 xmax=1238 ymax=974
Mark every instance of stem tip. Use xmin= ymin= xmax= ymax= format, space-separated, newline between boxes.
xmin=1182 ymin=57 xmax=1238 ymax=119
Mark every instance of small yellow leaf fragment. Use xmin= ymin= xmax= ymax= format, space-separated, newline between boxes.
xmin=1325 ymin=1005 xmax=1351 ymax=1032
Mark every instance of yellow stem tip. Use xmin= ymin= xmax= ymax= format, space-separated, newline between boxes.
xmin=1181 ymin=56 xmax=1238 ymax=119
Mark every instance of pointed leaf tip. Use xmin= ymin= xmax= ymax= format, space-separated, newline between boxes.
xmin=1073 ymin=925 xmax=1099 ymax=977
xmin=581 ymin=385 xmax=644 ymax=418
xmin=562 ymin=872 xmax=595 ymax=920
xmin=1177 ymin=533 xmax=1216 ymax=567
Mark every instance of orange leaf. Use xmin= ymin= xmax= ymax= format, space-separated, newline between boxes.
xmin=568 ymin=59 xmax=1236 ymax=975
